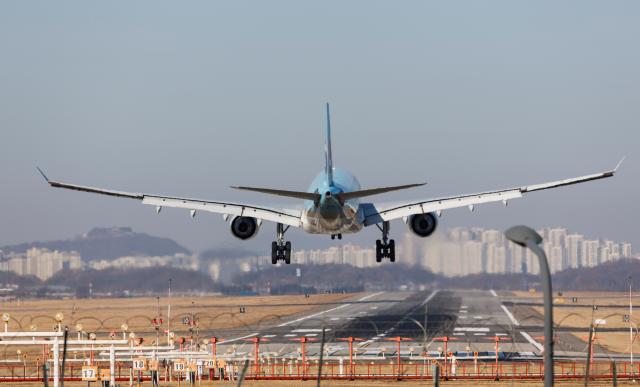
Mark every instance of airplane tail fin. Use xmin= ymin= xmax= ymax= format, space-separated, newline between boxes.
xmin=325 ymin=103 xmax=334 ymax=186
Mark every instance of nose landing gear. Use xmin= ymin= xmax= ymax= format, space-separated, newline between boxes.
xmin=375 ymin=221 xmax=395 ymax=263
xmin=271 ymin=223 xmax=291 ymax=264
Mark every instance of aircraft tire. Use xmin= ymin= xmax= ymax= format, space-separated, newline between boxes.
xmin=284 ymin=242 xmax=292 ymax=264
xmin=389 ymin=240 xmax=396 ymax=262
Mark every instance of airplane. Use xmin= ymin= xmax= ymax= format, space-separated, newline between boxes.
xmin=37 ymin=104 xmax=623 ymax=265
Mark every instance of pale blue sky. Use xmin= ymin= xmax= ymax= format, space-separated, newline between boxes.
xmin=1 ymin=1 xmax=638 ymax=252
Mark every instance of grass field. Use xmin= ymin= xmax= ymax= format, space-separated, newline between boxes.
xmin=0 ymin=293 xmax=354 ymax=333
xmin=508 ymin=290 xmax=639 ymax=354
xmin=0 ymin=293 xmax=353 ymax=362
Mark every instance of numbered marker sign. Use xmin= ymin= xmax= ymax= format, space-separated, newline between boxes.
xmin=133 ymin=358 xmax=147 ymax=371
xmin=82 ymin=366 xmax=98 ymax=381
xmin=202 ymin=359 xmax=215 ymax=369
xmin=173 ymin=361 xmax=187 ymax=373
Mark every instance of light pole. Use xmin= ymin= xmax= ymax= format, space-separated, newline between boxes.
xmin=505 ymin=225 xmax=553 ymax=387
xmin=630 ymin=276 xmax=634 ymax=380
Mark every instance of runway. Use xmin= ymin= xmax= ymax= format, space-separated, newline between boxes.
xmin=211 ymin=289 xmax=551 ymax=360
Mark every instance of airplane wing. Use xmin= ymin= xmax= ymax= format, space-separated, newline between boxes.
xmin=361 ymin=160 xmax=623 ymax=226
xmin=36 ymin=168 xmax=302 ymax=227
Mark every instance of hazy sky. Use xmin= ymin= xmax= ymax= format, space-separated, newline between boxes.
xmin=1 ymin=1 xmax=638 ymax=253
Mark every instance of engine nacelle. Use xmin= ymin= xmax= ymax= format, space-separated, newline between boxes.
xmin=408 ymin=213 xmax=438 ymax=237
xmin=230 ymin=216 xmax=260 ymax=240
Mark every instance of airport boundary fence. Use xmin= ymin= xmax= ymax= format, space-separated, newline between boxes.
xmin=0 ymin=360 xmax=638 ymax=383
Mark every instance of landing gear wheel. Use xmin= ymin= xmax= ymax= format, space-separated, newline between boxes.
xmin=284 ymin=241 xmax=292 ymax=264
xmin=375 ymin=222 xmax=396 ymax=263
xmin=389 ymin=240 xmax=396 ymax=262
xmin=270 ymin=223 xmax=292 ymax=265
xmin=271 ymin=242 xmax=278 ymax=265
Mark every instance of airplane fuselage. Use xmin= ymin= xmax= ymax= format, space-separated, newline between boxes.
xmin=301 ymin=167 xmax=364 ymax=234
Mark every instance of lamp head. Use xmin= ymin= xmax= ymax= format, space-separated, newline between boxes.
xmin=505 ymin=225 xmax=542 ymax=247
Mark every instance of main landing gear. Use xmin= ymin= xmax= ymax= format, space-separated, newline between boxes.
xmin=375 ymin=221 xmax=395 ymax=263
xmin=271 ymin=223 xmax=291 ymax=265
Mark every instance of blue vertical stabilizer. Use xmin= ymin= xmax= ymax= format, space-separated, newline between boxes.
xmin=325 ymin=103 xmax=334 ymax=187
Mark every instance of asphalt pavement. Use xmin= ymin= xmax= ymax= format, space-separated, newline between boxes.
xmin=212 ymin=289 xmax=548 ymax=359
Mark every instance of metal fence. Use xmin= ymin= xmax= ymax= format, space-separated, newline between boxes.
xmin=0 ymin=359 xmax=637 ymax=383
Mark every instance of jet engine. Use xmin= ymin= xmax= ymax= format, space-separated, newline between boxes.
xmin=408 ymin=213 xmax=438 ymax=237
xmin=230 ymin=216 xmax=260 ymax=240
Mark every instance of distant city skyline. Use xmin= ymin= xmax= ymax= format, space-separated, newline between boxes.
xmin=263 ymin=226 xmax=634 ymax=276
xmin=2 ymin=225 xmax=632 ymax=281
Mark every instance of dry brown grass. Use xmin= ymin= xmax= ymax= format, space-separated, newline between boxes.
xmin=0 ymin=293 xmax=353 ymax=364
xmin=531 ymin=305 xmax=637 ymax=353
xmin=1 ymin=293 xmax=355 ymax=333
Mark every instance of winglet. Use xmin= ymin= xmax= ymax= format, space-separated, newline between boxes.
xmin=614 ymin=156 xmax=626 ymax=172
xmin=36 ymin=167 xmax=50 ymax=183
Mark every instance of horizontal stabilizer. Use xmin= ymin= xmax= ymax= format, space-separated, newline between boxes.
xmin=231 ymin=186 xmax=321 ymax=202
xmin=337 ymin=182 xmax=426 ymax=202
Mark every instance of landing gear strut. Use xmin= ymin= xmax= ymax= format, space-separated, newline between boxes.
xmin=375 ymin=221 xmax=395 ymax=263
xmin=271 ymin=223 xmax=291 ymax=265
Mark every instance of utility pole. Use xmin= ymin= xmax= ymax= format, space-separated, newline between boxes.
xmin=167 ymin=278 xmax=172 ymax=345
